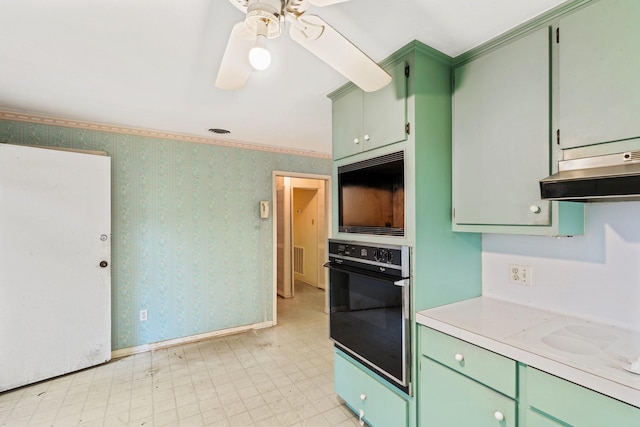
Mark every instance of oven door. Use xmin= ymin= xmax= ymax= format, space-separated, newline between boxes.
xmin=326 ymin=262 xmax=410 ymax=393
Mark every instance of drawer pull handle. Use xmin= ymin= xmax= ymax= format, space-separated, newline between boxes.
xmin=494 ymin=411 xmax=505 ymax=421
xmin=360 ymin=394 xmax=367 ymax=401
xmin=454 ymin=353 xmax=464 ymax=362
xmin=359 ymin=409 xmax=365 ymax=426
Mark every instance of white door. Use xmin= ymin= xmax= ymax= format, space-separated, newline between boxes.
xmin=0 ymin=144 xmax=111 ymax=392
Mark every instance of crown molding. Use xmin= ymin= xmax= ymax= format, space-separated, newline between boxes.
xmin=452 ymin=0 xmax=593 ymax=66
xmin=0 ymin=110 xmax=331 ymax=160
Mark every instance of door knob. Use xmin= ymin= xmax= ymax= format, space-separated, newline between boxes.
xmin=99 ymin=261 xmax=108 ymax=268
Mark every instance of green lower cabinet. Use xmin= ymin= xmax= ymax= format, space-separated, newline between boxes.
xmin=521 ymin=366 xmax=640 ymax=427
xmin=420 ymin=327 xmax=516 ymax=398
xmin=334 ymin=349 xmax=408 ymax=427
xmin=418 ymin=327 xmax=640 ymax=427
xmin=419 ymin=326 xmax=517 ymax=426
xmin=524 ymin=408 xmax=564 ymax=426
xmin=419 ymin=357 xmax=516 ymax=427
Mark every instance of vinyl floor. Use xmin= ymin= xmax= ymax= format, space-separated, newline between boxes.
xmin=0 ymin=282 xmax=364 ymax=426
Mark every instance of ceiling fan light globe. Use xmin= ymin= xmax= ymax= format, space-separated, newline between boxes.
xmin=249 ymin=46 xmax=271 ymax=70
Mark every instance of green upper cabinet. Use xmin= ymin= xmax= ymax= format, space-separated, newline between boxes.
xmin=452 ymin=27 xmax=582 ymax=235
xmin=452 ymin=24 xmax=584 ymax=236
xmin=558 ymin=0 xmax=640 ymax=149
xmin=330 ymin=61 xmax=408 ymax=160
xmin=453 ymin=27 xmax=550 ymax=227
xmin=331 ymin=87 xmax=363 ymax=159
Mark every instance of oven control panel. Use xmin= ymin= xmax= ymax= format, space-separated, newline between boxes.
xmin=328 ymin=239 xmax=406 ymax=268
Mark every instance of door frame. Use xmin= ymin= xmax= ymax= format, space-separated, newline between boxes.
xmin=272 ymin=171 xmax=332 ymax=326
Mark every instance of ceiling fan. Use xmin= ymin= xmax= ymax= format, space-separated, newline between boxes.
xmin=215 ymin=0 xmax=392 ymax=92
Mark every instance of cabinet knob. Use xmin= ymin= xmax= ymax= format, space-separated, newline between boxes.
xmin=494 ymin=411 xmax=505 ymax=421
xmin=360 ymin=393 xmax=367 ymax=401
xmin=529 ymin=205 xmax=541 ymax=214
xmin=364 ymin=134 xmax=370 ymax=141
xmin=454 ymin=353 xmax=464 ymax=362
xmin=354 ymin=138 xmax=360 ymax=144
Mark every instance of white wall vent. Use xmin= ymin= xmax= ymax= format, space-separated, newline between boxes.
xmin=293 ymin=246 xmax=304 ymax=275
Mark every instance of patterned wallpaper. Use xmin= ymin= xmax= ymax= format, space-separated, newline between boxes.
xmin=0 ymin=118 xmax=331 ymax=351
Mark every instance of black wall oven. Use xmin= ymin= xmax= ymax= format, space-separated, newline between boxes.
xmin=325 ymin=239 xmax=411 ymax=394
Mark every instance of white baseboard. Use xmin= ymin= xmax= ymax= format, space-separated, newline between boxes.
xmin=111 ymin=320 xmax=275 ymax=359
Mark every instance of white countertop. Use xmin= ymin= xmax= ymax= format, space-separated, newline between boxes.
xmin=416 ymin=297 xmax=640 ymax=408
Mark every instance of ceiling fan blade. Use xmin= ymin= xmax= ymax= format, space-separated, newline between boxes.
xmin=215 ymin=22 xmax=255 ymax=90
xmin=289 ymin=15 xmax=391 ymax=92
xmin=308 ymin=0 xmax=350 ymax=6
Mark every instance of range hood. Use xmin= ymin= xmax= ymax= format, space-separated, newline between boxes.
xmin=540 ymin=151 xmax=640 ymax=202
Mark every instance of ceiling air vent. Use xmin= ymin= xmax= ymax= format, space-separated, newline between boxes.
xmin=208 ymin=128 xmax=230 ymax=135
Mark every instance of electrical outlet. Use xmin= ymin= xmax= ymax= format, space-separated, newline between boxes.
xmin=140 ymin=309 xmax=148 ymax=322
xmin=509 ymin=265 xmax=532 ymax=286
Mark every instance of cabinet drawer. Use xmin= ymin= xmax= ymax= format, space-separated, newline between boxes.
xmin=420 ymin=356 xmax=516 ymax=427
xmin=420 ymin=327 xmax=516 ymax=397
xmin=526 ymin=367 xmax=640 ymax=427
xmin=334 ymin=350 xmax=408 ymax=427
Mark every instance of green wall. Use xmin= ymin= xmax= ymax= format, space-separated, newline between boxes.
xmin=0 ymin=119 xmax=331 ymax=351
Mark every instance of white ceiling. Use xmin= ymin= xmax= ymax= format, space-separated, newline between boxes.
xmin=0 ymin=0 xmax=568 ymax=155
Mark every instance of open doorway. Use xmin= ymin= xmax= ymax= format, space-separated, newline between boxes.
xmin=272 ymin=172 xmax=331 ymax=325
xmin=293 ymin=188 xmax=320 ymax=291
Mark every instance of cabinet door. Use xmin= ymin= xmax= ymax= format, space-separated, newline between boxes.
xmin=334 ymin=351 xmax=408 ymax=427
xmin=363 ymin=61 xmax=408 ymax=151
xmin=453 ymin=27 xmax=551 ymax=227
xmin=332 ymin=86 xmax=364 ymax=160
xmin=559 ymin=0 xmax=640 ymax=149
xmin=524 ymin=409 xmax=564 ymax=427
xmin=420 ymin=357 xmax=516 ymax=427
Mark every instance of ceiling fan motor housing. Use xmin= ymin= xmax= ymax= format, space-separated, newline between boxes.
xmin=245 ymin=0 xmax=283 ymax=38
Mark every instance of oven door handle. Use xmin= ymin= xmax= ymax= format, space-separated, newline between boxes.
xmin=394 ymin=278 xmax=410 ymax=287
xmin=324 ymin=261 xmax=406 ymax=283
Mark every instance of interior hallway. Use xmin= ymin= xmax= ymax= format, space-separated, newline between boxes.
xmin=0 ymin=282 xmax=361 ymax=426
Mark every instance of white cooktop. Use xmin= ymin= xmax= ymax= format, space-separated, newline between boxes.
xmin=416 ymin=297 xmax=640 ymax=408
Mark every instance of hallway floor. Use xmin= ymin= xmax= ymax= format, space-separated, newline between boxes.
xmin=0 ymin=283 xmax=363 ymax=426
